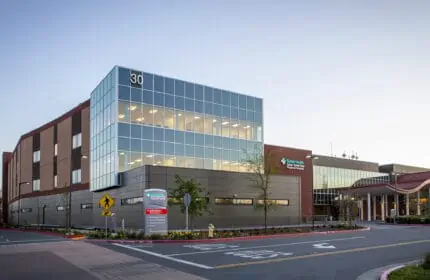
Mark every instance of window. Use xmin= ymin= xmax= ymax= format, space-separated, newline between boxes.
xmin=81 ymin=203 xmax=93 ymax=209
xmin=257 ymin=199 xmax=289 ymax=206
xmin=33 ymin=150 xmax=40 ymax=163
xmin=72 ymin=169 xmax=82 ymax=184
xmin=214 ymin=198 xmax=253 ymax=205
xmin=54 ymin=144 xmax=58 ymax=156
xmin=72 ymin=133 xmax=82 ymax=149
xmin=54 ymin=175 xmax=58 ymax=187
xmin=32 ymin=179 xmax=40 ymax=191
xmin=121 ymin=196 xmax=143 ymax=205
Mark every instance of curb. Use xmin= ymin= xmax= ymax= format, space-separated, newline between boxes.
xmin=89 ymin=227 xmax=370 ymax=244
xmin=379 ymin=265 xmax=405 ymax=280
xmin=385 ymin=223 xmax=430 ymax=227
xmin=0 ymin=227 xmax=85 ymax=240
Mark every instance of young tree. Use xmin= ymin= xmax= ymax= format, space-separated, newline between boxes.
xmin=168 ymin=174 xmax=210 ymax=228
xmin=243 ymin=148 xmax=277 ymax=232
xmin=334 ymin=192 xmax=358 ymax=226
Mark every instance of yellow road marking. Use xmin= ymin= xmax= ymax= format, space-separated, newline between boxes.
xmin=215 ymin=239 xmax=430 ymax=269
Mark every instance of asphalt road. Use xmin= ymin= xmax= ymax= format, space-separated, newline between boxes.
xmin=101 ymin=224 xmax=430 ymax=280
xmin=0 ymin=229 xmax=65 ymax=245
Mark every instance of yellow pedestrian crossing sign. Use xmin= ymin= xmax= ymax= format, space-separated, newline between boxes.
xmin=101 ymin=209 xmax=112 ymax=216
xmin=99 ymin=194 xmax=115 ymax=209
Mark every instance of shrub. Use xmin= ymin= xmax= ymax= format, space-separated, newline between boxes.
xmin=423 ymin=253 xmax=430 ymax=270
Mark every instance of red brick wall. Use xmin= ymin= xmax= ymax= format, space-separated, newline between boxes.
xmin=40 ymin=126 xmax=54 ymax=191
xmin=58 ymin=117 xmax=72 ymax=188
xmin=264 ymin=144 xmax=313 ymax=218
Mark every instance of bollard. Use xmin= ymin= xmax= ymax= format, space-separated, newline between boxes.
xmin=208 ymin=223 xmax=215 ymax=238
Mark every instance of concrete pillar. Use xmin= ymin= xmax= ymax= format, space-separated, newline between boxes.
xmin=381 ymin=196 xmax=385 ymax=221
xmin=367 ymin=193 xmax=371 ymax=221
xmin=360 ymin=199 xmax=364 ymax=221
xmin=384 ymin=195 xmax=388 ymax=218
xmin=417 ymin=191 xmax=421 ymax=215
xmin=372 ymin=196 xmax=377 ymax=220
xmin=406 ymin=194 xmax=410 ymax=216
xmin=395 ymin=194 xmax=399 ymax=216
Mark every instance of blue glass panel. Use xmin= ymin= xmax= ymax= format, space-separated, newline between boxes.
xmin=231 ymin=93 xmax=239 ymax=107
xmin=185 ymin=132 xmax=194 ymax=145
xmin=142 ymin=90 xmax=153 ymax=104
xmin=131 ymin=139 xmax=141 ymax=152
xmin=154 ymin=75 xmax=164 ymax=92
xmin=175 ymin=143 xmax=184 ymax=156
xmin=142 ymin=72 xmax=153 ymax=90
xmin=185 ymin=82 xmax=194 ymax=99
xmin=195 ymin=85 xmax=203 ymax=100
xmin=204 ymin=102 xmax=213 ymax=115
xmin=213 ymin=89 xmax=222 ymax=104
xmin=239 ymin=109 xmax=247 ymax=121
xmin=175 ymin=96 xmax=185 ymax=110
xmin=214 ymin=148 xmax=222 ymax=160
xmin=214 ymin=104 xmax=222 ymax=117
xmin=154 ymin=92 xmax=164 ymax=106
xmin=164 ymin=94 xmax=174 ymax=108
xmin=195 ymin=134 xmax=204 ymax=146
xmin=175 ymin=131 xmax=184 ymax=143
xmin=165 ymin=78 xmax=174 ymax=94
xmin=142 ymin=140 xmax=153 ymax=153
xmin=118 ymin=123 xmax=130 ymax=137
xmin=195 ymin=146 xmax=204 ymax=158
xmin=165 ymin=142 xmax=174 ymax=155
xmin=142 ymin=126 xmax=153 ymax=139
xmin=222 ymin=106 xmax=230 ymax=118
xmin=255 ymin=98 xmax=262 ymax=112
xmin=130 ymin=124 xmax=142 ymax=138
xmin=204 ymin=87 xmax=213 ymax=102
xmin=205 ymin=147 xmax=213 ymax=158
xmin=239 ymin=95 xmax=247 ymax=110
xmin=247 ymin=96 xmax=255 ymax=111
xmin=175 ymin=80 xmax=184 ymax=96
xmin=230 ymin=138 xmax=238 ymax=150
xmin=118 ymin=86 xmax=130 ymax=101
xmin=185 ymin=98 xmax=194 ymax=112
xmin=255 ymin=112 xmax=262 ymax=124
xmin=118 ymin=67 xmax=130 ymax=86
xmin=214 ymin=136 xmax=222 ymax=148
xmin=165 ymin=129 xmax=175 ymax=142
xmin=246 ymin=110 xmax=254 ymax=122
xmin=231 ymin=107 xmax=238 ymax=120
xmin=223 ymin=149 xmax=231 ymax=161
xmin=222 ymin=91 xmax=230 ymax=106
xmin=154 ymin=141 xmax=164 ymax=154
xmin=231 ymin=150 xmax=239 ymax=161
xmin=118 ymin=137 xmax=130 ymax=150
xmin=222 ymin=138 xmax=230 ymax=149
xmin=205 ymin=135 xmax=213 ymax=146
xmin=185 ymin=145 xmax=194 ymax=157
xmin=240 ymin=139 xmax=247 ymax=150
xmin=195 ymin=100 xmax=203 ymax=113
xmin=130 ymin=88 xmax=142 ymax=103
xmin=154 ymin=127 xmax=164 ymax=141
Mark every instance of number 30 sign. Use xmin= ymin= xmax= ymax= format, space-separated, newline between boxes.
xmin=130 ymin=72 xmax=143 ymax=86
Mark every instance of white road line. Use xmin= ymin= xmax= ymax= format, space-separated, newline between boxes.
xmin=0 ymin=238 xmax=64 ymax=245
xmin=168 ymin=236 xmax=366 ymax=256
xmin=113 ymin=243 xmax=214 ymax=270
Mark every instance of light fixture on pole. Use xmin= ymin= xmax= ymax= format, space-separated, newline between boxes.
xmin=305 ymin=154 xmax=319 ymax=231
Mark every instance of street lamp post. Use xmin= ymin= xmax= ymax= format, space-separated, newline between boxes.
xmin=17 ymin=181 xmax=30 ymax=227
xmin=306 ymin=154 xmax=319 ymax=231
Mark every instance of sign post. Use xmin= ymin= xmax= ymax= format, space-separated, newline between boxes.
xmin=143 ymin=189 xmax=168 ymax=237
xmin=184 ymin=193 xmax=191 ymax=231
xmin=99 ymin=194 xmax=115 ymax=239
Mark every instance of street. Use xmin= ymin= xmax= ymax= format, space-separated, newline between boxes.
xmin=101 ymin=224 xmax=430 ymax=280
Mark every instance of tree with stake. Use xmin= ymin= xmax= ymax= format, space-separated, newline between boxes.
xmin=168 ymin=174 xmax=211 ymax=229
xmin=242 ymin=147 xmax=277 ymax=232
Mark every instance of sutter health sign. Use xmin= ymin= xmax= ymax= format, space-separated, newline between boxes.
xmin=280 ymin=157 xmax=305 ymax=170
xmin=143 ymin=189 xmax=168 ymax=236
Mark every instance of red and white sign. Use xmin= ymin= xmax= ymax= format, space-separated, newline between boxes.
xmin=145 ymin=208 xmax=168 ymax=215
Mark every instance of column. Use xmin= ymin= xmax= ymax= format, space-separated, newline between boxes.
xmin=384 ymin=195 xmax=388 ymax=218
xmin=360 ymin=199 xmax=364 ymax=221
xmin=372 ymin=196 xmax=377 ymax=220
xmin=381 ymin=196 xmax=385 ymax=221
xmin=417 ymin=191 xmax=421 ymax=215
xmin=367 ymin=193 xmax=371 ymax=221
xmin=395 ymin=194 xmax=399 ymax=216
xmin=406 ymin=194 xmax=410 ymax=216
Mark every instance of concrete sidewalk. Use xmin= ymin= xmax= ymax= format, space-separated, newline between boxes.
xmin=0 ymin=241 xmax=206 ymax=280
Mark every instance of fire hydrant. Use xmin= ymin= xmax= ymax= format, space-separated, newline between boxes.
xmin=208 ymin=223 xmax=215 ymax=238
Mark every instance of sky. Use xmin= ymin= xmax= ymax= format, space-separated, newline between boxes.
xmin=1 ymin=0 xmax=430 ymax=189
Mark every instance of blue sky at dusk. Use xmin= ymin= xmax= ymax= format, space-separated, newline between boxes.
xmin=1 ymin=0 xmax=430 ymax=187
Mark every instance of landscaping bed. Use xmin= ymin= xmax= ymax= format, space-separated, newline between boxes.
xmin=385 ymin=216 xmax=430 ymax=224
xmin=389 ymin=254 xmax=430 ymax=280
xmin=85 ymin=224 xmax=363 ymax=241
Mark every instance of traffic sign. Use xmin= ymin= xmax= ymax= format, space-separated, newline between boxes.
xmin=101 ymin=209 xmax=112 ymax=216
xmin=184 ymin=193 xmax=191 ymax=208
xmin=99 ymin=194 xmax=115 ymax=209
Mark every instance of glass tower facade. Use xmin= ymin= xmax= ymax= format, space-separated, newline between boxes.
xmin=90 ymin=66 xmax=264 ymax=191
